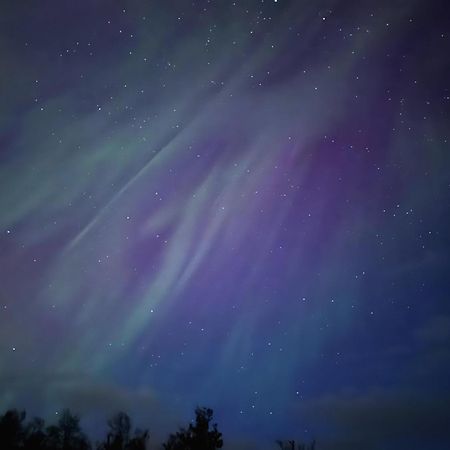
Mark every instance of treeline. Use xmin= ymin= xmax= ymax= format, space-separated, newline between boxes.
xmin=0 ymin=406 xmax=316 ymax=449
xmin=0 ymin=406 xmax=221 ymax=450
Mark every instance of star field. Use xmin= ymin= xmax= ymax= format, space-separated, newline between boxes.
xmin=1 ymin=1 xmax=450 ymax=449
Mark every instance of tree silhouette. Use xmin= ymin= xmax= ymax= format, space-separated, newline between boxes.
xmin=46 ymin=409 xmax=90 ymax=450
xmin=97 ymin=412 xmax=148 ymax=450
xmin=126 ymin=429 xmax=149 ymax=450
xmin=24 ymin=417 xmax=47 ymax=450
xmin=276 ymin=439 xmax=316 ymax=450
xmin=163 ymin=407 xmax=223 ymax=450
xmin=0 ymin=405 xmax=320 ymax=450
xmin=0 ymin=409 xmax=26 ymax=450
xmin=99 ymin=412 xmax=131 ymax=450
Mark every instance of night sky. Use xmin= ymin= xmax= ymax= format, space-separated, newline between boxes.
xmin=1 ymin=1 xmax=450 ymax=449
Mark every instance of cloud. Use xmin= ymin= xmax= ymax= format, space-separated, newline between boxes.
xmin=0 ymin=369 xmax=177 ymax=442
xmin=298 ymin=388 xmax=450 ymax=450
xmin=415 ymin=314 xmax=450 ymax=345
xmin=411 ymin=314 xmax=450 ymax=380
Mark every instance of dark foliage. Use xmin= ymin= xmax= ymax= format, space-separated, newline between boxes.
xmin=97 ymin=411 xmax=148 ymax=450
xmin=0 ymin=405 xmax=312 ymax=449
xmin=0 ymin=409 xmax=26 ymax=450
xmin=276 ymin=439 xmax=316 ymax=450
xmin=162 ymin=407 xmax=223 ymax=450
xmin=0 ymin=408 xmax=90 ymax=450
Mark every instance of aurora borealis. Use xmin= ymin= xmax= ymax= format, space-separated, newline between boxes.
xmin=1 ymin=0 xmax=450 ymax=448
